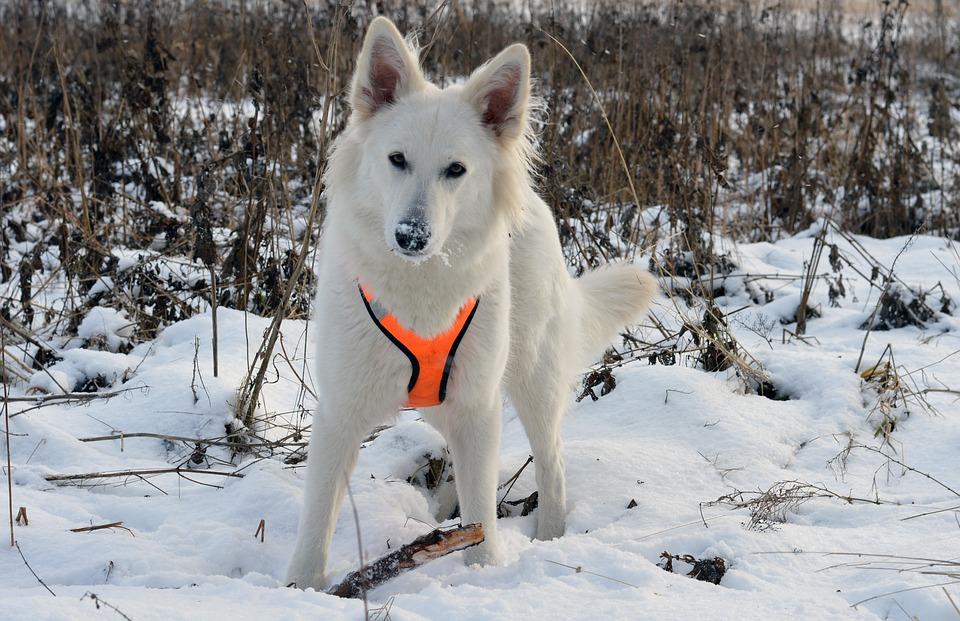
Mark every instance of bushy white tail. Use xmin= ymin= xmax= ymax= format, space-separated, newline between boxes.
xmin=575 ymin=264 xmax=658 ymax=361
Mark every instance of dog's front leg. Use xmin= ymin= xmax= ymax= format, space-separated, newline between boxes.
xmin=286 ymin=403 xmax=370 ymax=591
xmin=433 ymin=395 xmax=504 ymax=567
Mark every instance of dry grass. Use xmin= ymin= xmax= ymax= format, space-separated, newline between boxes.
xmin=708 ymin=479 xmax=885 ymax=531
xmin=0 ymin=0 xmax=958 ymax=419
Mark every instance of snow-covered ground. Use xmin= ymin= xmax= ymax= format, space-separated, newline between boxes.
xmin=2 ymin=228 xmax=959 ymax=620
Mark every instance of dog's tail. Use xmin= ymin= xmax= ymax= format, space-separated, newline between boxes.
xmin=574 ymin=263 xmax=658 ymax=361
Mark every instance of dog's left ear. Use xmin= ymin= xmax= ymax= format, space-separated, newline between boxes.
xmin=463 ymin=44 xmax=531 ymax=143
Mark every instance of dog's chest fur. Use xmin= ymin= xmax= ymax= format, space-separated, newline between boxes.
xmin=312 ymin=226 xmax=511 ymax=410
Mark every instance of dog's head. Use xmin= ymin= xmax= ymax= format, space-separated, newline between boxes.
xmin=336 ymin=17 xmax=532 ymax=262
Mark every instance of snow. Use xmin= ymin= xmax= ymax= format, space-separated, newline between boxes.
xmin=77 ymin=307 xmax=136 ymax=353
xmin=27 ymin=349 xmax=133 ymax=396
xmin=3 ymin=232 xmax=960 ymax=620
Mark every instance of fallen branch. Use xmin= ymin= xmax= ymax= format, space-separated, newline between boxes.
xmin=8 ymin=387 xmax=146 ymax=414
xmin=7 ymin=388 xmax=142 ymax=403
xmin=3 ymin=329 xmax=13 ymax=547
xmin=70 ymin=521 xmax=133 ymax=536
xmin=45 ymin=467 xmax=243 ymax=483
xmin=327 ymin=524 xmax=484 ymax=598
xmin=77 ymin=431 xmax=306 ymax=450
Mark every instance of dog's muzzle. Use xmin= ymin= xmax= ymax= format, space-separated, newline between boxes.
xmin=394 ymin=219 xmax=431 ymax=255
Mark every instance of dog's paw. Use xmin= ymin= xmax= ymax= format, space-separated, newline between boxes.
xmin=463 ymin=539 xmax=504 ymax=567
xmin=535 ymin=514 xmax=565 ymax=541
xmin=286 ymin=570 xmax=328 ymax=592
xmin=286 ymin=558 xmax=328 ymax=592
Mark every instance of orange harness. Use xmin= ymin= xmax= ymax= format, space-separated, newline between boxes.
xmin=359 ymin=284 xmax=479 ymax=409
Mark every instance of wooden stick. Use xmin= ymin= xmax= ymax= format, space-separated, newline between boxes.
xmin=80 ymin=432 xmax=238 ymax=446
xmin=3 ymin=327 xmax=14 ymax=547
xmin=8 ymin=387 xmax=144 ymax=413
xmin=70 ymin=521 xmax=125 ymax=533
xmin=210 ymin=268 xmax=219 ymax=378
xmin=45 ymin=468 xmax=243 ymax=483
xmin=77 ymin=431 xmax=306 ymax=450
xmin=327 ymin=524 xmax=484 ymax=598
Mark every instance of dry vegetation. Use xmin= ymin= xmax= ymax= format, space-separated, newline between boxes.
xmin=1 ymin=0 xmax=958 ymax=415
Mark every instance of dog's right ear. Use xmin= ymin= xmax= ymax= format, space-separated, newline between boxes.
xmin=350 ymin=17 xmax=425 ymax=119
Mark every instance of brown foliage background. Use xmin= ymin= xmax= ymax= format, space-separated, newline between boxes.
xmin=0 ymin=0 xmax=957 ymax=348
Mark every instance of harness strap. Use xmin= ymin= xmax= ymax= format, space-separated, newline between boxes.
xmin=359 ymin=284 xmax=479 ymax=408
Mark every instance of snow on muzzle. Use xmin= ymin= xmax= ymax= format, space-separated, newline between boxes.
xmin=394 ymin=218 xmax=431 ymax=255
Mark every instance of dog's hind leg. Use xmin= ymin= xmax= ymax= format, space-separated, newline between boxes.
xmin=508 ymin=372 xmax=568 ymax=541
xmin=286 ymin=400 xmax=375 ymax=591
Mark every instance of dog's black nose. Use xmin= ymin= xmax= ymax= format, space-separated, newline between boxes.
xmin=394 ymin=219 xmax=430 ymax=254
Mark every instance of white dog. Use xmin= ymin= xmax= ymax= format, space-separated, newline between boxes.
xmin=287 ymin=16 xmax=657 ymax=591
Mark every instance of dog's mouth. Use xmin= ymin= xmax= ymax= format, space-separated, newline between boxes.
xmin=394 ymin=247 xmax=429 ymax=260
xmin=391 ymin=245 xmax=436 ymax=264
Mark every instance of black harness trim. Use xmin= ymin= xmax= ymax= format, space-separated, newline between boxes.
xmin=438 ymin=298 xmax=480 ymax=403
xmin=359 ymin=285 xmax=420 ymax=393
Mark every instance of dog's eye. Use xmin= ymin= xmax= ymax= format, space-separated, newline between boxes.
xmin=388 ymin=152 xmax=407 ymax=169
xmin=445 ymin=162 xmax=466 ymax=178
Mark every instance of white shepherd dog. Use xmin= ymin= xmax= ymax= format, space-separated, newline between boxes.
xmin=287 ymin=16 xmax=657 ymax=590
